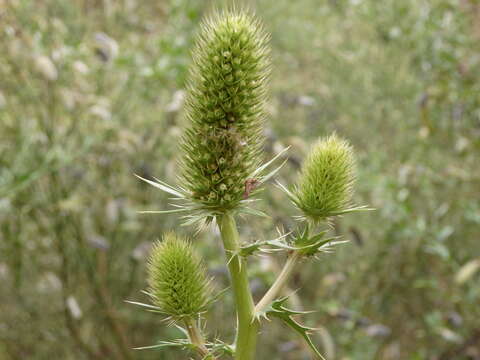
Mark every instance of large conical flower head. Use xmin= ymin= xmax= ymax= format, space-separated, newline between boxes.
xmin=179 ymin=10 xmax=270 ymax=213
xmin=293 ymin=134 xmax=356 ymax=223
xmin=147 ymin=232 xmax=212 ymax=320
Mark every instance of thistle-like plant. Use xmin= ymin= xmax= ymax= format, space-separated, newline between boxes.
xmin=179 ymin=11 xmax=270 ymax=214
xmin=136 ymin=233 xmax=213 ymax=357
xmin=146 ymin=232 xmax=211 ymax=321
xmin=131 ymin=9 xmax=369 ymax=360
xmin=283 ymin=133 xmax=366 ymax=223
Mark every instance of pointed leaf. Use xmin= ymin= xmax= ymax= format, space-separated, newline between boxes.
xmin=125 ymin=300 xmax=162 ymax=311
xmin=135 ymin=174 xmax=185 ymax=198
xmin=259 ymin=158 xmax=288 ymax=184
xmin=329 ymin=206 xmax=374 ymax=216
xmin=138 ymin=209 xmax=189 ymax=214
xmin=133 ymin=339 xmax=191 ymax=351
xmin=251 ymin=146 xmax=290 ymax=178
xmin=273 ymin=314 xmax=326 ymax=360
xmin=238 ymin=206 xmax=270 ymax=218
xmin=264 ymin=297 xmax=326 ymax=360
xmin=275 ymin=180 xmax=296 ymax=200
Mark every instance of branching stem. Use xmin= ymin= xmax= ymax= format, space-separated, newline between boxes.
xmin=254 ymin=251 xmax=301 ymax=313
xmin=218 ymin=213 xmax=258 ymax=360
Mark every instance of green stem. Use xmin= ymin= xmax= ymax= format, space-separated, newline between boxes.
xmin=184 ymin=318 xmax=214 ymax=359
xmin=218 ymin=213 xmax=258 ymax=360
xmin=254 ymin=251 xmax=301 ymax=313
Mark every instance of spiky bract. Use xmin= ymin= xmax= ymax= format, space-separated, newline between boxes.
xmin=293 ymin=134 xmax=356 ymax=222
xmin=179 ymin=10 xmax=270 ymax=213
xmin=147 ymin=232 xmax=211 ymax=320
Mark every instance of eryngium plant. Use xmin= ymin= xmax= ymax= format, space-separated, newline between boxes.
xmin=180 ymin=11 xmax=270 ymax=213
xmin=131 ymin=9 xmax=369 ymax=360
xmin=146 ymin=232 xmax=211 ymax=321
xmin=291 ymin=134 xmax=357 ymax=222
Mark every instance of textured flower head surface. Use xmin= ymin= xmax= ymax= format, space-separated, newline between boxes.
xmin=179 ymin=10 xmax=270 ymax=213
xmin=147 ymin=232 xmax=211 ymax=320
xmin=293 ymin=134 xmax=356 ymax=222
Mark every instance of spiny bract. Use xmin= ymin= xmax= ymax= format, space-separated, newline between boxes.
xmin=293 ymin=134 xmax=356 ymax=222
xmin=179 ymin=10 xmax=270 ymax=212
xmin=147 ymin=232 xmax=211 ymax=319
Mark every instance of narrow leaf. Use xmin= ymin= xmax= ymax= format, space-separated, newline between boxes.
xmin=125 ymin=300 xmax=162 ymax=311
xmin=135 ymin=174 xmax=185 ymax=198
xmin=251 ymin=146 xmax=290 ymax=178
xmin=264 ymin=298 xmax=326 ymax=360
xmin=133 ymin=340 xmax=191 ymax=351
xmin=138 ymin=209 xmax=189 ymax=214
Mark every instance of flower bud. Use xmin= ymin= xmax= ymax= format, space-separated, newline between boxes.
xmin=147 ymin=232 xmax=211 ymax=319
xmin=179 ymin=10 xmax=270 ymax=212
xmin=294 ymin=134 xmax=356 ymax=222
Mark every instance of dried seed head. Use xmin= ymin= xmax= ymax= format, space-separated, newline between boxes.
xmin=179 ymin=10 xmax=270 ymax=212
xmin=294 ymin=134 xmax=356 ymax=222
xmin=146 ymin=232 xmax=211 ymax=320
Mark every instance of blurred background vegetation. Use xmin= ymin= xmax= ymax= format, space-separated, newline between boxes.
xmin=1 ymin=0 xmax=479 ymax=359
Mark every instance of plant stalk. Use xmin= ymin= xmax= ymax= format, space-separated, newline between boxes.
xmin=184 ymin=318 xmax=213 ymax=359
xmin=218 ymin=213 xmax=258 ymax=360
xmin=254 ymin=251 xmax=301 ymax=313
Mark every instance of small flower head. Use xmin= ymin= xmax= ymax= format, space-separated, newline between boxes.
xmin=146 ymin=232 xmax=211 ymax=320
xmin=293 ymin=134 xmax=356 ymax=222
xmin=179 ymin=10 xmax=270 ymax=213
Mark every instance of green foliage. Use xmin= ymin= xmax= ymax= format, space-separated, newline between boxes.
xmin=259 ymin=297 xmax=326 ymax=360
xmin=179 ymin=10 xmax=270 ymax=213
xmin=293 ymin=134 xmax=356 ymax=222
xmin=147 ymin=233 xmax=211 ymax=320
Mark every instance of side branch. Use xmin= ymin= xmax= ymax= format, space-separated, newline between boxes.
xmin=255 ymin=251 xmax=301 ymax=313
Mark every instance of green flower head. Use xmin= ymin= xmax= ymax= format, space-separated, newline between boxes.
xmin=293 ymin=134 xmax=356 ymax=222
xmin=147 ymin=232 xmax=212 ymax=320
xmin=179 ymin=10 xmax=270 ymax=213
